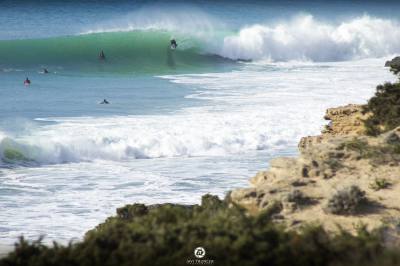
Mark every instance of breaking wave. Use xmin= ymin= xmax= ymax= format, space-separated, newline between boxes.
xmin=0 ymin=14 xmax=399 ymax=74
xmin=221 ymin=15 xmax=400 ymax=61
xmin=0 ymin=113 xmax=276 ymax=166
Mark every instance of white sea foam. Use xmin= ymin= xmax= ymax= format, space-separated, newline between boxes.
xmin=81 ymin=5 xmax=223 ymax=52
xmin=0 ymin=111 xmax=287 ymax=164
xmin=220 ymin=15 xmax=400 ymax=61
xmin=0 ymin=58 xmax=396 ymax=166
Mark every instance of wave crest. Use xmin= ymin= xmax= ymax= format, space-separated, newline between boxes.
xmin=220 ymin=15 xmax=400 ymax=61
xmin=0 ymin=113 xmax=277 ymax=166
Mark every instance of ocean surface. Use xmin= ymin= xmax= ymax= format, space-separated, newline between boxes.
xmin=1 ymin=0 xmax=399 ymax=246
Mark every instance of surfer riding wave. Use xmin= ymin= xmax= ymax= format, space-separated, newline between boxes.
xmin=170 ymin=39 xmax=177 ymax=50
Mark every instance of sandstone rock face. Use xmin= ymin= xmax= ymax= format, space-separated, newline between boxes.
xmin=323 ymin=104 xmax=368 ymax=136
xmin=232 ymin=58 xmax=400 ymax=241
xmin=299 ymin=104 xmax=369 ymax=151
xmin=232 ymin=125 xmax=400 ymax=234
xmin=298 ymin=135 xmax=324 ymax=152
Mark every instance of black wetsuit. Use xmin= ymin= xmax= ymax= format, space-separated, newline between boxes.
xmin=170 ymin=40 xmax=177 ymax=48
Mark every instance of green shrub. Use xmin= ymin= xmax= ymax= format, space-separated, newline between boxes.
xmin=390 ymin=65 xmax=400 ymax=76
xmin=336 ymin=138 xmax=400 ymax=165
xmin=363 ymin=82 xmax=400 ymax=136
xmin=286 ymin=190 xmax=305 ymax=203
xmin=2 ymin=194 xmax=400 ymax=266
xmin=369 ymin=178 xmax=391 ymax=191
xmin=386 ymin=57 xmax=400 ymax=76
xmin=325 ymin=186 xmax=366 ymax=215
xmin=285 ymin=190 xmax=311 ymax=206
xmin=324 ymin=158 xmax=344 ymax=177
xmin=337 ymin=138 xmax=370 ymax=157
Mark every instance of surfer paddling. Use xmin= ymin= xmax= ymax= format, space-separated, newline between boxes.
xmin=24 ymin=77 xmax=31 ymax=85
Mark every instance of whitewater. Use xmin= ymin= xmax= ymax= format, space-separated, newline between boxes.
xmin=1 ymin=0 xmax=400 ymax=246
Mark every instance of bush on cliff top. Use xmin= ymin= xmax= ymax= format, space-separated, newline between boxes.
xmin=325 ymin=185 xmax=366 ymax=215
xmin=390 ymin=63 xmax=400 ymax=75
xmin=2 ymin=194 xmax=400 ymax=266
xmin=336 ymin=137 xmax=400 ymax=165
xmin=363 ymin=81 xmax=400 ymax=136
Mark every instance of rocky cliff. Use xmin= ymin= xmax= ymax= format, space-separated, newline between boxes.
xmin=298 ymin=104 xmax=369 ymax=151
xmin=231 ymin=106 xmax=400 ymax=241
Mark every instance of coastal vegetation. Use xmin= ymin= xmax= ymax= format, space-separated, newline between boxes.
xmin=369 ymin=178 xmax=391 ymax=191
xmin=336 ymin=136 xmax=400 ymax=165
xmin=364 ymin=57 xmax=400 ymax=135
xmin=363 ymin=82 xmax=400 ymax=136
xmin=2 ymin=194 xmax=400 ymax=266
xmin=324 ymin=185 xmax=366 ymax=215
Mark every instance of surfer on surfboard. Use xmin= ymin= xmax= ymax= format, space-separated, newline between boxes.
xmin=170 ymin=39 xmax=177 ymax=50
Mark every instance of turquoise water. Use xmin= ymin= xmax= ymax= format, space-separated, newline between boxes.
xmin=1 ymin=0 xmax=400 ymax=245
xmin=0 ymin=31 xmax=235 ymax=74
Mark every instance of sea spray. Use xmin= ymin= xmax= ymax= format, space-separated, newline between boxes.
xmin=221 ymin=15 xmax=400 ymax=61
